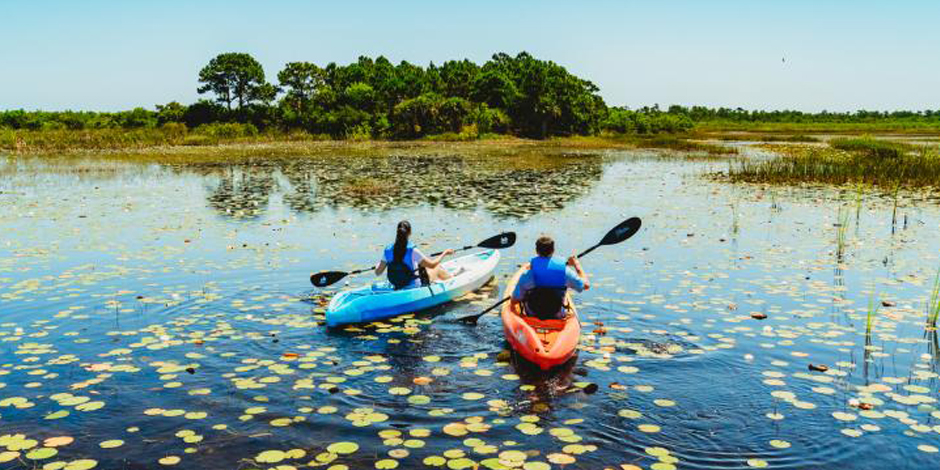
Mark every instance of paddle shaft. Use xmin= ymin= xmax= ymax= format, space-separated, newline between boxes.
xmin=576 ymin=243 xmax=601 ymax=259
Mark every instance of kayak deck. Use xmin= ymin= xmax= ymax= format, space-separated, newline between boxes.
xmin=501 ymin=266 xmax=580 ymax=370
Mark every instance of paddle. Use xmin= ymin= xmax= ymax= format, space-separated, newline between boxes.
xmin=309 ymin=232 xmax=517 ymax=288
xmin=457 ymin=217 xmax=642 ymax=325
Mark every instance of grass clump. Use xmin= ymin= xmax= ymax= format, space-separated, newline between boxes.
xmin=725 ymin=143 xmax=940 ymax=188
xmin=638 ymin=135 xmax=738 ymax=155
xmin=829 ymin=137 xmax=914 ymax=159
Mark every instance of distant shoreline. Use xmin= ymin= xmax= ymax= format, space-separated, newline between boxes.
xmin=3 ymin=125 xmax=938 ymax=157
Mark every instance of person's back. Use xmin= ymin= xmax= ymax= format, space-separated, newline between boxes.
xmin=512 ymin=235 xmax=590 ymax=319
xmin=383 ymin=241 xmax=419 ymax=289
xmin=374 ymin=220 xmax=454 ymax=289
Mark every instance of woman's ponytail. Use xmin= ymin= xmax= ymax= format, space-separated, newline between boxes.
xmin=393 ymin=220 xmax=411 ymax=262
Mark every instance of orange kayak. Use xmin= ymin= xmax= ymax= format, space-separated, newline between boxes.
xmin=501 ymin=266 xmax=580 ymax=370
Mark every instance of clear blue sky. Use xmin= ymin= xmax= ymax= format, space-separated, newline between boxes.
xmin=1 ymin=0 xmax=938 ymax=112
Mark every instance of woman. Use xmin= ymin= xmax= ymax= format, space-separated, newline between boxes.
xmin=375 ymin=221 xmax=453 ymax=289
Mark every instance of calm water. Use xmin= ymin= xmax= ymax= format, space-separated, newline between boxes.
xmin=1 ymin=147 xmax=939 ymax=470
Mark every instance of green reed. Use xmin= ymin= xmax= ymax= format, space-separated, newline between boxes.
xmin=854 ymin=181 xmax=865 ymax=226
xmin=836 ymin=205 xmax=850 ymax=261
xmin=866 ymin=292 xmax=879 ymax=336
xmin=928 ymin=267 xmax=940 ymax=330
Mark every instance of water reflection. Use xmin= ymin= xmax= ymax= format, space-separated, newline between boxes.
xmin=197 ymin=154 xmax=604 ymax=219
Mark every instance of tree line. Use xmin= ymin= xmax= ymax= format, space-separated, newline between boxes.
xmin=1 ymin=52 xmax=938 ymax=140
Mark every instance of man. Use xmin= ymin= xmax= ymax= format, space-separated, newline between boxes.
xmin=511 ymin=235 xmax=590 ymax=319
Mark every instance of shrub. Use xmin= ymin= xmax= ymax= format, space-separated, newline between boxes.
xmin=193 ymin=122 xmax=258 ymax=139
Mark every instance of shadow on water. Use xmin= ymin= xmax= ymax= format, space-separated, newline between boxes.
xmin=195 ymin=153 xmax=605 ymax=219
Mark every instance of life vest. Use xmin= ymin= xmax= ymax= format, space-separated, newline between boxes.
xmin=525 ymin=256 xmax=567 ymax=319
xmin=384 ymin=243 xmax=417 ymax=289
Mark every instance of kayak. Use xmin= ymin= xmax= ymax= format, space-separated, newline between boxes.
xmin=326 ymin=249 xmax=500 ymax=327
xmin=501 ymin=266 xmax=581 ymax=370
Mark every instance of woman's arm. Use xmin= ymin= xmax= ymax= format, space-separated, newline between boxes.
xmin=418 ymin=248 xmax=454 ymax=269
xmin=374 ymin=260 xmax=387 ymax=276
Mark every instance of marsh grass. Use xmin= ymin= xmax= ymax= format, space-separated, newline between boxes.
xmin=890 ymin=178 xmax=904 ymax=233
xmin=639 ymin=135 xmax=738 ymax=155
xmin=695 ymin=120 xmax=940 ymax=134
xmin=726 ymin=143 xmax=940 ymax=188
xmin=927 ymin=268 xmax=940 ymax=330
xmin=829 ymin=137 xmax=915 ymax=159
xmin=835 ymin=205 xmax=850 ymax=261
xmin=711 ymin=133 xmax=820 ymax=143
xmin=1 ymin=124 xmax=322 ymax=153
xmin=854 ymin=181 xmax=865 ymax=228
xmin=866 ymin=292 xmax=879 ymax=336
xmin=2 ymin=126 xmax=739 ymax=157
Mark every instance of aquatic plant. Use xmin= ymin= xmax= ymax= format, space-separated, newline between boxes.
xmin=711 ymin=133 xmax=820 ymax=143
xmin=724 ymin=144 xmax=940 ymax=188
xmin=854 ymin=181 xmax=865 ymax=227
xmin=829 ymin=136 xmax=915 ymax=159
xmin=835 ymin=205 xmax=850 ymax=261
xmin=927 ymin=267 xmax=940 ymax=330
xmin=866 ymin=292 xmax=879 ymax=336
xmin=639 ymin=135 xmax=738 ymax=155
xmin=731 ymin=200 xmax=740 ymax=235
xmin=891 ymin=177 xmax=903 ymax=234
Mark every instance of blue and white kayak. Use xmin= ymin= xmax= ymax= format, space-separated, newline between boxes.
xmin=325 ymin=249 xmax=500 ymax=327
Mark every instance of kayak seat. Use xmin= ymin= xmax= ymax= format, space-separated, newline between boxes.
xmin=523 ymin=314 xmax=572 ymax=348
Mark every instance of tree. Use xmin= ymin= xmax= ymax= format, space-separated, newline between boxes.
xmin=278 ymin=62 xmax=325 ymax=111
xmin=197 ymin=53 xmax=275 ymax=110
xmin=156 ymin=101 xmax=187 ymax=125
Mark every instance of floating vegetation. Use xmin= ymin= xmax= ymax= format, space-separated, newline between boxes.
xmin=196 ymin=153 xmax=605 ymax=219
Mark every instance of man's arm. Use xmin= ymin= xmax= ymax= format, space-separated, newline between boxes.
xmin=566 ymin=256 xmax=590 ymax=291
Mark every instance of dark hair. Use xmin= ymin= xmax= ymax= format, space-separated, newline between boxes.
xmin=535 ymin=235 xmax=554 ymax=257
xmin=393 ymin=220 xmax=412 ymax=262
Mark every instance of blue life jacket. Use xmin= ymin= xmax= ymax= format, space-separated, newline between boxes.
xmin=525 ymin=256 xmax=567 ymax=318
xmin=384 ymin=243 xmax=417 ymax=289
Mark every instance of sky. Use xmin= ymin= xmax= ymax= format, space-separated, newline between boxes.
xmin=1 ymin=0 xmax=938 ymax=112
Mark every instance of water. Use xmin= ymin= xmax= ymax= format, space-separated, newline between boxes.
xmin=1 ymin=147 xmax=939 ymax=470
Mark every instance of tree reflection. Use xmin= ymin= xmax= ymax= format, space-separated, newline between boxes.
xmin=199 ymin=153 xmax=605 ymax=219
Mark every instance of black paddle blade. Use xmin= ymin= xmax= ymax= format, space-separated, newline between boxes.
xmin=599 ymin=217 xmax=642 ymax=246
xmin=456 ymin=314 xmax=480 ymax=324
xmin=478 ymin=232 xmax=516 ymax=250
xmin=310 ymin=271 xmax=348 ymax=288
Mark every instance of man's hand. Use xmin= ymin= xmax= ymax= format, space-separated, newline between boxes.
xmin=567 ymin=255 xmax=581 ymax=270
